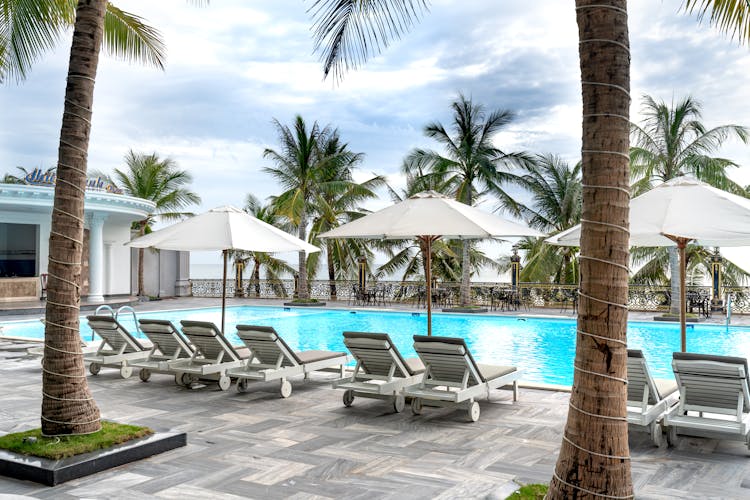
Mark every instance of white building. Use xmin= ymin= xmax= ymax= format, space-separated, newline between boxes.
xmin=0 ymin=182 xmax=170 ymax=302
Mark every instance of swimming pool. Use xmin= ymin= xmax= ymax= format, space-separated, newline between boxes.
xmin=3 ymin=305 xmax=750 ymax=386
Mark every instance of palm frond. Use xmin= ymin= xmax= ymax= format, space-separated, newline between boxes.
xmin=102 ymin=3 xmax=165 ymax=70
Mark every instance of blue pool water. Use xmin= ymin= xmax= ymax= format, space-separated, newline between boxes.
xmin=3 ymin=305 xmax=750 ymax=386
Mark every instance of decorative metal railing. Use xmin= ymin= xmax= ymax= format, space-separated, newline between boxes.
xmin=190 ymin=279 xmax=746 ymax=313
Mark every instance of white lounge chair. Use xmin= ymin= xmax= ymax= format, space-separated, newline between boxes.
xmin=403 ymin=335 xmax=521 ymax=422
xmin=168 ymin=320 xmax=246 ymax=391
xmin=332 ymin=331 xmax=424 ymax=413
xmin=627 ymin=349 xmax=678 ymax=447
xmin=130 ymin=319 xmax=196 ymax=382
xmin=84 ymin=315 xmax=150 ymax=378
xmin=226 ymin=325 xmax=348 ymax=398
xmin=664 ymin=352 xmax=750 ymax=449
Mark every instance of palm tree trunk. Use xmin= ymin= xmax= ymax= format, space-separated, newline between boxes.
xmin=41 ymin=0 xmax=106 ymax=436
xmin=297 ymin=210 xmax=309 ymax=299
xmin=327 ymin=241 xmax=337 ymax=300
xmin=668 ymin=246 xmax=680 ymax=315
xmin=459 ymin=241 xmax=471 ymax=305
xmin=459 ymin=187 xmax=472 ymax=306
xmin=253 ymin=261 xmax=261 ymax=297
xmin=549 ymin=1 xmax=633 ymax=497
xmin=137 ymin=221 xmax=146 ymax=296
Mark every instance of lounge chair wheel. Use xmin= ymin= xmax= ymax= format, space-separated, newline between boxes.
xmin=411 ymin=397 xmax=423 ymax=415
xmin=393 ymin=395 xmax=405 ymax=413
xmin=650 ymin=422 xmax=663 ymax=448
xmin=139 ymin=368 xmax=151 ymax=382
xmin=89 ymin=362 xmax=101 ymax=375
xmin=667 ymin=426 xmax=679 ymax=447
xmin=174 ymin=372 xmax=184 ymax=386
xmin=468 ymin=401 xmax=480 ymax=422
xmin=343 ymin=389 xmax=354 ymax=407
xmin=236 ymin=378 xmax=249 ymax=393
xmin=120 ymin=366 xmax=133 ymax=379
xmin=218 ymin=375 xmax=231 ymax=391
xmin=178 ymin=372 xmax=194 ymax=387
xmin=280 ymin=380 xmax=292 ymax=398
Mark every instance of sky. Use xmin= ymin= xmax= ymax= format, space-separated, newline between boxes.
xmin=2 ymin=0 xmax=750 ymax=274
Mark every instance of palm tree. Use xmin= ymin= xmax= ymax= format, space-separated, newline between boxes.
xmin=631 ymin=94 xmax=749 ymax=315
xmin=5 ymin=0 xmax=165 ymax=437
xmin=309 ymin=1 xmax=633 ymax=496
xmin=308 ymin=133 xmax=384 ymax=299
xmin=0 ymin=0 xmax=165 ymax=83
xmin=683 ymin=0 xmax=750 ymax=43
xmin=403 ymin=94 xmax=532 ymax=307
xmin=263 ymin=116 xmax=351 ymax=300
xmin=232 ymin=194 xmax=296 ymax=298
xmin=106 ymin=150 xmax=200 ymax=297
xmin=516 ymin=155 xmax=582 ymax=284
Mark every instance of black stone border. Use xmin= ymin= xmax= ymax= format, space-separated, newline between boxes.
xmin=442 ymin=307 xmax=488 ymax=314
xmin=283 ymin=302 xmax=327 ymax=307
xmin=0 ymin=431 xmax=186 ymax=486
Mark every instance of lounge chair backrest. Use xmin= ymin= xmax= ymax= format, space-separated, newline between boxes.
xmin=672 ymin=352 xmax=750 ymax=413
xmin=138 ymin=319 xmax=194 ymax=359
xmin=413 ymin=335 xmax=483 ymax=385
xmin=627 ymin=349 xmax=661 ymax=405
xmin=235 ymin=325 xmax=299 ymax=367
xmin=87 ymin=315 xmax=144 ymax=353
xmin=180 ymin=320 xmax=241 ymax=362
xmin=343 ymin=331 xmax=414 ymax=377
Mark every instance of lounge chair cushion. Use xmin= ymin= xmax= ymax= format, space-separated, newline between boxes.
xmin=404 ymin=357 xmax=425 ymax=375
xmin=477 ymin=363 xmax=517 ymax=382
xmin=344 ymin=331 xmax=418 ymax=376
xmin=295 ymin=350 xmax=346 ymax=363
xmin=654 ymin=378 xmax=678 ymax=399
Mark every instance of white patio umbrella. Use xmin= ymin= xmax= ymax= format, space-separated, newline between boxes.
xmin=547 ymin=176 xmax=750 ymax=351
xmin=319 ymin=191 xmax=544 ymax=335
xmin=127 ymin=205 xmax=319 ymax=333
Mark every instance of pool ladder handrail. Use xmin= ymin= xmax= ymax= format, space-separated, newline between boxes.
xmin=92 ymin=304 xmax=141 ymax=341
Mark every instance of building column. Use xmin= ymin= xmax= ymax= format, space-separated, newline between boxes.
xmin=175 ymin=251 xmax=191 ymax=297
xmin=87 ymin=213 xmax=107 ymax=302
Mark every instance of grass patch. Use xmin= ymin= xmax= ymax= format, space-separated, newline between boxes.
xmin=506 ymin=483 xmax=549 ymax=500
xmin=0 ymin=421 xmax=153 ymax=460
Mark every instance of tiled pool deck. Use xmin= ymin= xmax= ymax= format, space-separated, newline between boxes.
xmin=1 ymin=297 xmax=750 ymax=499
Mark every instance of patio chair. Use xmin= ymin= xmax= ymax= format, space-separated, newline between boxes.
xmin=84 ymin=315 xmax=151 ymax=378
xmin=663 ymin=352 xmax=750 ymax=449
xmin=333 ymin=331 xmax=425 ymax=413
xmin=130 ymin=319 xmax=196 ymax=382
xmin=227 ymin=324 xmax=348 ymax=398
xmin=168 ymin=320 xmax=246 ymax=391
xmin=403 ymin=335 xmax=521 ymax=422
xmin=627 ymin=349 xmax=678 ymax=447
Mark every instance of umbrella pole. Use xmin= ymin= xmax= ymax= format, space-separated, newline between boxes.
xmin=678 ymin=239 xmax=687 ymax=352
xmin=425 ymin=237 xmax=433 ymax=336
xmin=221 ymin=249 xmax=228 ymax=334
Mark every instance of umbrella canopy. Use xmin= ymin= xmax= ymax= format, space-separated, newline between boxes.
xmin=546 ymin=176 xmax=750 ymax=351
xmin=128 ymin=206 xmax=319 ymax=332
xmin=320 ymin=191 xmax=544 ymax=335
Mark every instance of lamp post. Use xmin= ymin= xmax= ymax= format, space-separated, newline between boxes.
xmin=510 ymin=244 xmax=521 ymax=291
xmin=710 ymin=247 xmax=724 ymax=312
xmin=357 ymin=256 xmax=367 ymax=290
xmin=234 ymin=259 xmax=245 ymax=298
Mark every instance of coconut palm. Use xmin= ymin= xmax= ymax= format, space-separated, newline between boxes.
xmin=232 ymin=194 xmax=296 ymax=298
xmin=310 ymin=1 xmax=633 ymax=496
xmin=263 ymin=116 xmax=354 ymax=300
xmin=683 ymin=0 xmax=750 ymax=43
xmin=105 ymin=151 xmax=200 ymax=297
xmin=403 ymin=94 xmax=532 ymax=307
xmin=308 ymin=133 xmax=385 ymax=300
xmin=515 ymin=155 xmax=582 ymax=284
xmin=26 ymin=0 xmax=165 ymax=437
xmin=0 ymin=0 xmax=165 ymax=83
xmin=631 ymin=94 xmax=749 ymax=316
